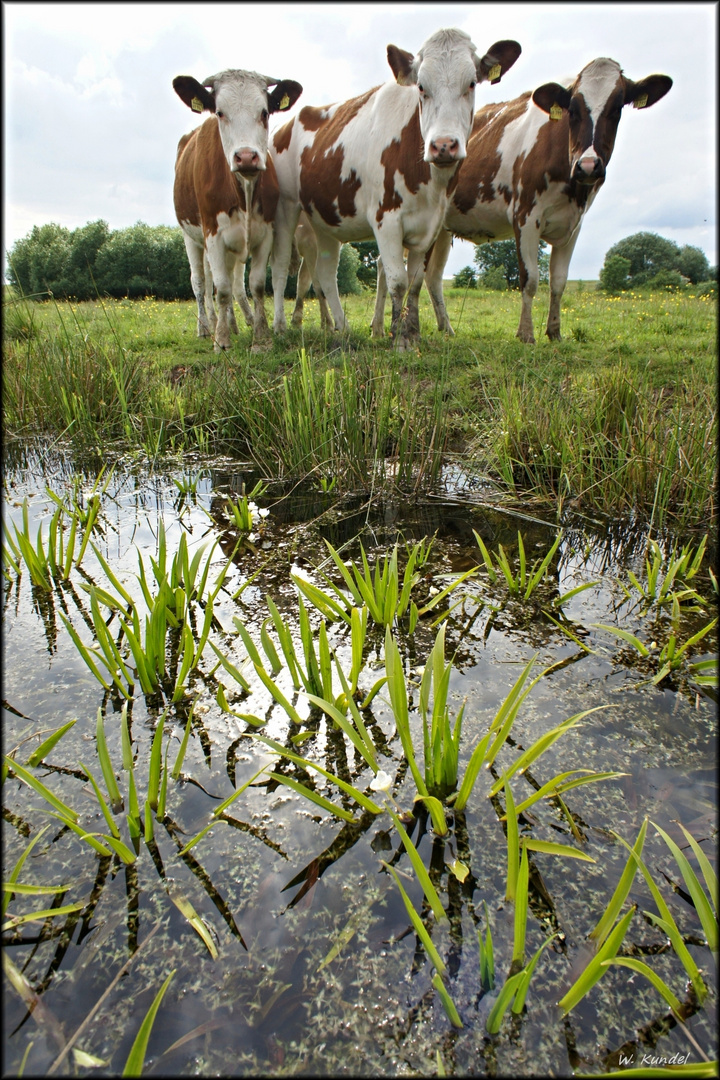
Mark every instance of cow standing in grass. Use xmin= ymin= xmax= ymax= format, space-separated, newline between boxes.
xmin=408 ymin=58 xmax=672 ymax=343
xmin=269 ymin=29 xmax=521 ymax=350
xmin=173 ymin=69 xmax=302 ymax=352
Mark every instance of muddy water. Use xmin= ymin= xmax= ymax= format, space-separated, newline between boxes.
xmin=2 ymin=446 xmax=717 ymax=1076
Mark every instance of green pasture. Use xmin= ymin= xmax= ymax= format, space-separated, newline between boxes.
xmin=3 ymin=281 xmax=716 ymax=530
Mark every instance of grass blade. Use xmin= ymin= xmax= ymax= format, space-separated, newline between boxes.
xmin=121 ymin=969 xmax=175 ymax=1077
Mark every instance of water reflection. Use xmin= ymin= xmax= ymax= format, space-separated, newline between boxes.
xmin=2 ymin=449 xmax=716 ymax=1077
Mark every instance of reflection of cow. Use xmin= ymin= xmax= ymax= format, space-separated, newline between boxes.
xmin=391 ymin=57 xmax=671 ymax=344
xmin=269 ymin=29 xmax=521 ymax=349
xmin=173 ymin=69 xmax=302 ymax=351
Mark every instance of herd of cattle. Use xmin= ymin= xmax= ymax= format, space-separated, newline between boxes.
xmin=172 ymin=28 xmax=672 ymax=352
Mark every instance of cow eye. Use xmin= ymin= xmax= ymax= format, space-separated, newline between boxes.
xmin=261 ymin=109 xmax=269 ymax=123
xmin=469 ymin=81 xmax=476 ymax=91
xmin=216 ymin=110 xmax=225 ymax=119
xmin=418 ymin=84 xmax=425 ymax=94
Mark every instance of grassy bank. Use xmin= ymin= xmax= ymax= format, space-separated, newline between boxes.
xmin=2 ymin=282 xmax=716 ymax=529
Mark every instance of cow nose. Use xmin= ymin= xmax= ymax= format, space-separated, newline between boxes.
xmin=576 ymin=156 xmax=604 ymax=181
xmin=234 ymin=148 xmax=260 ymax=171
xmin=430 ymin=137 xmax=459 ymax=163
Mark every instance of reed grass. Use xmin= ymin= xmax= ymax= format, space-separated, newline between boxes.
xmin=5 ymin=288 xmax=713 ymax=522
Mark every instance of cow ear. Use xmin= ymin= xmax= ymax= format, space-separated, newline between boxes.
xmin=387 ymin=45 xmax=416 ymax=85
xmin=268 ymin=80 xmax=303 ymax=114
xmin=477 ymin=40 xmax=522 ymax=84
xmin=173 ymin=76 xmax=215 ymax=113
xmin=624 ymin=74 xmax=673 ymax=110
xmin=533 ymin=83 xmax=572 ymax=115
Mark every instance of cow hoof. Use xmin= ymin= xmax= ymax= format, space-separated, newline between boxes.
xmin=516 ymin=332 xmax=536 ymax=345
xmin=546 ymin=330 xmax=562 ymax=341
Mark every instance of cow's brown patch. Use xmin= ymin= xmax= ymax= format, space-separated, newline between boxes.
xmin=253 ymin=154 xmax=280 ymax=224
xmin=272 ymin=117 xmax=295 ymax=155
xmin=451 ymin=93 xmax=531 ymax=217
xmin=181 ymin=117 xmax=244 ymax=236
xmin=298 ymin=105 xmax=330 ymax=132
xmin=376 ymin=108 xmax=430 ymax=223
xmin=300 ymin=145 xmax=361 ymax=226
xmin=298 ymin=88 xmax=379 ymax=225
xmin=173 ymin=127 xmax=202 ymax=227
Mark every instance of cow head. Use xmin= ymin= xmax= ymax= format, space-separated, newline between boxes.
xmin=532 ymin=58 xmax=672 ymax=186
xmin=387 ymin=30 xmax=521 ymax=167
xmin=173 ymin=70 xmax=302 ymax=178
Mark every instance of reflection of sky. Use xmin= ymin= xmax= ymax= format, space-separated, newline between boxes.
xmin=3 ymin=455 xmax=716 ymax=1074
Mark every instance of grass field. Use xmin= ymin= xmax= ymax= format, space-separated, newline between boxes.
xmin=3 ymin=280 xmax=716 ymax=530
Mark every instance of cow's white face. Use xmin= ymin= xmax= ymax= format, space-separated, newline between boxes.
xmin=213 ymin=75 xmax=274 ymax=175
xmin=388 ymin=31 xmax=521 ymax=167
xmin=173 ymin=70 xmax=302 ymax=178
xmin=533 ymin=58 xmax=672 ymax=186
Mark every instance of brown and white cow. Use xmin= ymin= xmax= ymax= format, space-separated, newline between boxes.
xmin=173 ymin=69 xmax=302 ymax=351
xmin=269 ymin=29 xmax=521 ymax=350
xmin=412 ymin=58 xmax=672 ymax=343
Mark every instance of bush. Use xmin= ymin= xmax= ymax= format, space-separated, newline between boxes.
xmin=599 ymin=254 xmax=631 ymax=294
xmin=453 ymin=266 xmax=477 ymax=288
xmin=336 ymin=244 xmax=363 ymax=295
xmin=474 ymin=238 xmax=549 ymax=290
xmin=642 ymin=269 xmax=687 ymax=291
xmin=94 ymin=223 xmax=193 ymax=300
xmin=695 ymin=279 xmax=717 ymax=296
xmin=481 ymin=266 xmax=508 ymax=291
xmin=677 ymin=245 xmax=710 ymax=284
xmin=350 ymin=240 xmax=379 ymax=289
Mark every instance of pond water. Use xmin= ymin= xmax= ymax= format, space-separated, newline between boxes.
xmin=2 ymin=445 xmax=717 ymax=1076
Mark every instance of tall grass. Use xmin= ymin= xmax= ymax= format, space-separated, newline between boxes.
xmin=2 ymin=287 xmax=716 ymax=522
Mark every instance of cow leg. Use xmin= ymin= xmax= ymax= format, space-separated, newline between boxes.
xmin=515 ymin=225 xmax=540 ymax=344
xmin=271 ymin=199 xmax=301 ymax=334
xmin=425 ymin=230 xmax=454 ymax=335
xmin=311 ymin=235 xmax=348 ymax=333
xmin=205 ymin=238 xmax=234 ymax=352
xmin=316 ymin=282 xmax=333 ymax=331
xmin=371 ymin=258 xmax=387 ymax=338
xmin=545 ymin=237 xmax=578 ymax=341
xmin=232 ymin=259 xmax=254 ymax=329
xmin=183 ymin=235 xmax=213 ymax=338
xmin=291 ymin=257 xmax=313 ymax=327
xmin=202 ymin=251 xmax=218 ymax=336
xmin=404 ymin=249 xmax=426 ymax=341
xmin=377 ymin=234 xmax=411 ymax=351
xmin=248 ymin=232 xmax=273 ymax=353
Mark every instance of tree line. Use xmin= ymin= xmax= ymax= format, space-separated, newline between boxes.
xmin=6 ymin=219 xmax=714 ymax=301
xmin=5 ymin=220 xmax=375 ymax=301
xmin=453 ymin=233 xmax=715 ymax=294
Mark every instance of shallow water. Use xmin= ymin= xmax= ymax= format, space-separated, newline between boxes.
xmin=2 ymin=446 xmax=717 ymax=1076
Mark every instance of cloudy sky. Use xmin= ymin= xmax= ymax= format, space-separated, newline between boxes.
xmin=3 ymin=2 xmax=717 ymax=280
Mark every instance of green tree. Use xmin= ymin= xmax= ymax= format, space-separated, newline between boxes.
xmin=336 ymin=243 xmax=363 ymax=295
xmin=677 ymin=244 xmax=710 ymax=284
xmin=7 ymin=223 xmax=72 ymax=297
xmin=94 ymin=223 xmax=192 ymax=299
xmin=350 ymin=240 xmax=379 ymax=289
xmin=453 ymin=265 xmax=477 ymax=288
xmin=603 ymin=232 xmax=680 ymax=286
xmin=599 ymin=254 xmax=631 ymax=294
xmin=64 ymin=220 xmax=111 ymax=298
xmin=473 ymin=238 xmax=549 ymax=290
xmin=481 ymin=266 xmax=507 ymax=291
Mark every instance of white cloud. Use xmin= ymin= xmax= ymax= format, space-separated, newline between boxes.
xmin=3 ymin=2 xmax=717 ymax=279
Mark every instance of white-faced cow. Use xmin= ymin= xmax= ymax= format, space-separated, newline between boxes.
xmin=413 ymin=58 xmax=672 ymax=343
xmin=173 ymin=69 xmax=302 ymax=352
xmin=269 ymin=29 xmax=521 ymax=350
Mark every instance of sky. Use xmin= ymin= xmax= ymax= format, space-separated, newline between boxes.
xmin=3 ymin=2 xmax=717 ymax=281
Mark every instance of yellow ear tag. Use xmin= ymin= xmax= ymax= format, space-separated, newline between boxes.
xmin=279 ymin=93 xmax=290 ymax=110
xmin=549 ymin=103 xmax=563 ymax=121
xmin=487 ymin=63 xmax=501 ymax=83
xmin=633 ymin=93 xmax=648 ymax=109
xmin=191 ymin=97 xmax=204 ymax=113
